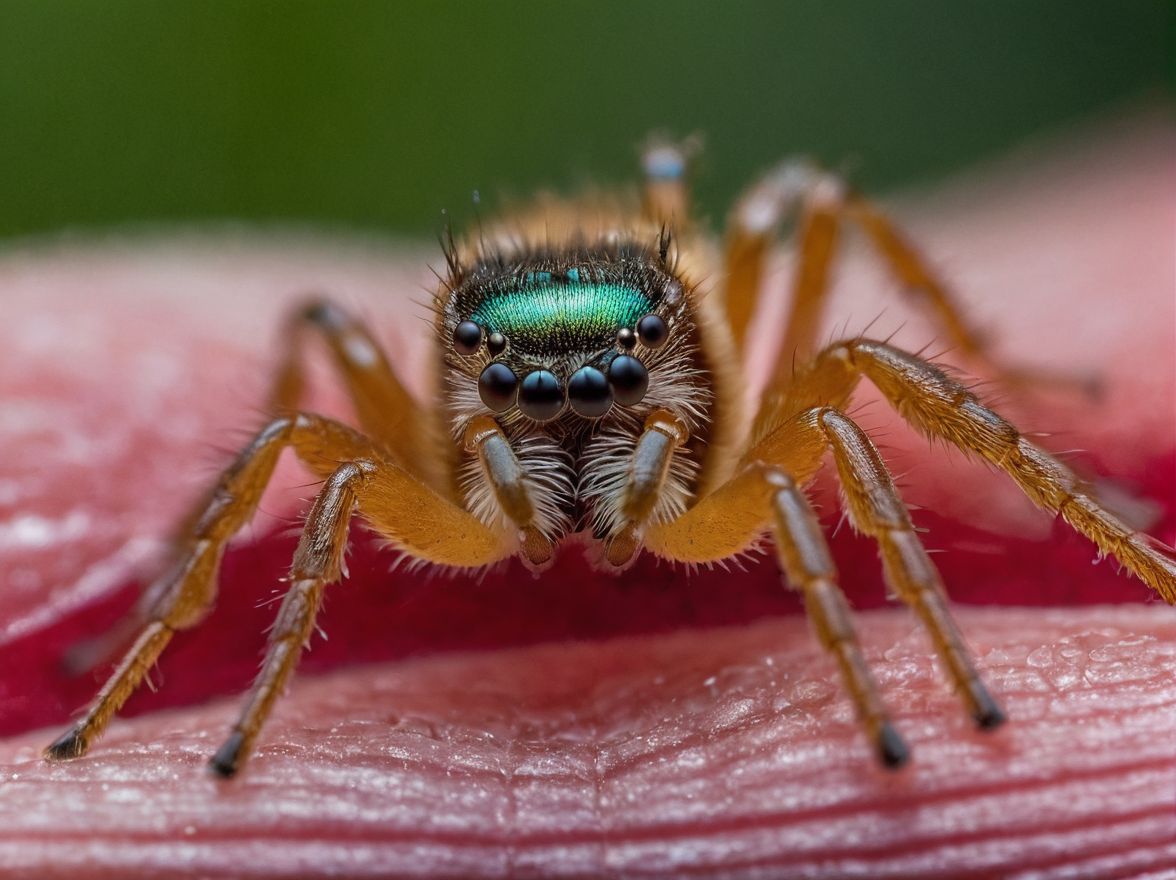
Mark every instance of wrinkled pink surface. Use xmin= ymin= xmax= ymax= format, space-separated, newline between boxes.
xmin=0 ymin=118 xmax=1173 ymax=878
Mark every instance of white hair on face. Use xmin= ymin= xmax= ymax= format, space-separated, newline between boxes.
xmin=574 ymin=339 xmax=712 ymax=540
xmin=458 ymin=432 xmax=575 ymax=542
xmin=446 ymin=327 xmax=712 ymax=544
xmin=578 ymin=422 xmax=701 ymax=540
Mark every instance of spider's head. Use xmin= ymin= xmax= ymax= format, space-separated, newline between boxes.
xmin=440 ymin=238 xmax=707 ymax=430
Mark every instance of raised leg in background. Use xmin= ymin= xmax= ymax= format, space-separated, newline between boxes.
xmin=270 ymin=298 xmax=441 ymax=485
xmin=721 ymin=161 xmax=1003 ymax=379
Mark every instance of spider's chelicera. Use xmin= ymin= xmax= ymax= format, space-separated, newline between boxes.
xmin=45 ymin=141 xmax=1176 ymax=779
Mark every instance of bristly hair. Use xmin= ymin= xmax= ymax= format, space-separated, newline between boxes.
xmin=444 ymin=227 xmax=677 ymax=292
xmin=438 ymin=218 xmax=462 ymax=282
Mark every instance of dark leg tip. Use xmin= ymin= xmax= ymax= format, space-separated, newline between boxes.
xmin=208 ymin=731 xmax=246 ymax=778
xmin=973 ymin=692 xmax=1008 ymax=731
xmin=44 ymin=728 xmax=89 ymax=761
xmin=876 ymin=721 xmax=911 ymax=770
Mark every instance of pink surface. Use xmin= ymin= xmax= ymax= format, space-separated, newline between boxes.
xmin=0 ymin=118 xmax=1173 ymax=878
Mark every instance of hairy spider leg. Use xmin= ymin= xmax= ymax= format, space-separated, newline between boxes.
xmin=720 ymin=161 xmax=997 ymax=373
xmin=45 ymin=414 xmax=509 ymax=765
xmin=270 ymin=298 xmax=444 ymax=488
xmin=646 ymin=403 xmax=1004 ymax=750
xmin=210 ymin=460 xmax=361 ymax=777
xmin=766 ymin=468 xmax=909 ymax=767
xmin=640 ymin=138 xmax=696 ymax=230
xmin=764 ymin=340 xmax=1176 ymax=602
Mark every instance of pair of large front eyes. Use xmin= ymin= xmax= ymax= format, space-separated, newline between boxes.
xmin=454 ymin=313 xmax=669 ymax=421
xmin=478 ymin=357 xmax=648 ymax=421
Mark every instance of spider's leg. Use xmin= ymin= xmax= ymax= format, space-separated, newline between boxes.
xmin=270 ymin=298 xmax=442 ymax=486
xmin=824 ymin=340 xmax=1175 ymax=601
xmin=209 ymin=460 xmax=358 ymax=777
xmin=46 ymin=414 xmax=509 ymax=763
xmin=818 ymin=408 xmax=1006 ymax=727
xmin=766 ymin=468 xmax=909 ymax=767
xmin=721 ymin=162 xmax=1003 ymax=380
xmin=648 ymin=404 xmax=1005 ymax=735
xmin=722 ymin=160 xmax=840 ymax=358
xmin=640 ymin=138 xmax=696 ymax=229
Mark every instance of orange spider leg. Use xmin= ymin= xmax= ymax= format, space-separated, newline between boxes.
xmin=209 ymin=459 xmax=366 ymax=776
xmin=46 ymin=414 xmax=508 ymax=765
xmin=818 ymin=408 xmax=1005 ymax=727
xmin=647 ymin=403 xmax=1004 ymax=741
xmin=720 ymin=162 xmax=999 ymax=377
xmin=270 ymin=298 xmax=444 ymax=487
xmin=766 ymin=468 xmax=909 ymax=767
xmin=640 ymin=138 xmax=698 ymax=229
xmin=818 ymin=339 xmax=1176 ymax=601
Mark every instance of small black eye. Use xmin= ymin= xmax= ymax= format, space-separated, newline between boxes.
xmin=616 ymin=327 xmax=637 ymax=350
xmin=453 ymin=321 xmax=483 ymax=355
xmin=568 ymin=366 xmax=613 ymax=418
xmin=487 ymin=332 xmax=507 ymax=356
xmin=636 ymin=314 xmax=669 ymax=349
xmin=518 ymin=370 xmax=565 ymax=422
xmin=478 ymin=363 xmax=518 ymax=412
xmin=608 ymin=355 xmax=649 ymax=406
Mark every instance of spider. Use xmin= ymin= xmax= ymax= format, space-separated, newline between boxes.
xmin=44 ymin=140 xmax=1176 ymax=777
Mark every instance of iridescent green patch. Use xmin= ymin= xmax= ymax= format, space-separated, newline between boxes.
xmin=470 ymin=280 xmax=652 ymax=350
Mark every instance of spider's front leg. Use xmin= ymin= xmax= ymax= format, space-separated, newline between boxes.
xmin=646 ymin=406 xmax=1005 ymax=763
xmin=45 ymin=413 xmax=511 ymax=770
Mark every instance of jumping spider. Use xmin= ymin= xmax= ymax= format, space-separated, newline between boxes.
xmin=45 ymin=142 xmax=1176 ymax=776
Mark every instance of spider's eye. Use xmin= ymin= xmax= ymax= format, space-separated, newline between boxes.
xmin=616 ymin=327 xmax=637 ymax=350
xmin=453 ymin=320 xmax=483 ymax=355
xmin=478 ymin=363 xmax=518 ymax=412
xmin=636 ymin=314 xmax=669 ymax=349
xmin=608 ymin=354 xmax=649 ymax=406
xmin=487 ymin=332 xmax=507 ymax=356
xmin=568 ymin=366 xmax=613 ymax=418
xmin=518 ymin=370 xmax=565 ymax=422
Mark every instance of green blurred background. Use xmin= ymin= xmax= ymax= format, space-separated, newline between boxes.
xmin=0 ymin=1 xmax=1168 ymax=241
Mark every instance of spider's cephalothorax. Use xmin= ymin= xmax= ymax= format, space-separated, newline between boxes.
xmin=436 ymin=232 xmax=724 ymax=564
xmin=45 ymin=140 xmax=1176 ymax=778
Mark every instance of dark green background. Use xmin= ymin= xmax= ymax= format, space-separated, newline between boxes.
xmin=0 ymin=1 xmax=1168 ymax=241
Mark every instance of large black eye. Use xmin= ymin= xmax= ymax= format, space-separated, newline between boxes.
xmin=453 ymin=320 xmax=483 ymax=355
xmin=568 ymin=366 xmax=613 ymax=418
xmin=518 ymin=370 xmax=565 ymax=422
xmin=636 ymin=314 xmax=669 ymax=349
xmin=608 ymin=355 xmax=649 ymax=406
xmin=478 ymin=363 xmax=517 ymax=412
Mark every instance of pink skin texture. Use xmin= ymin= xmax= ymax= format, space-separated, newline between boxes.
xmin=0 ymin=118 xmax=1172 ymax=878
